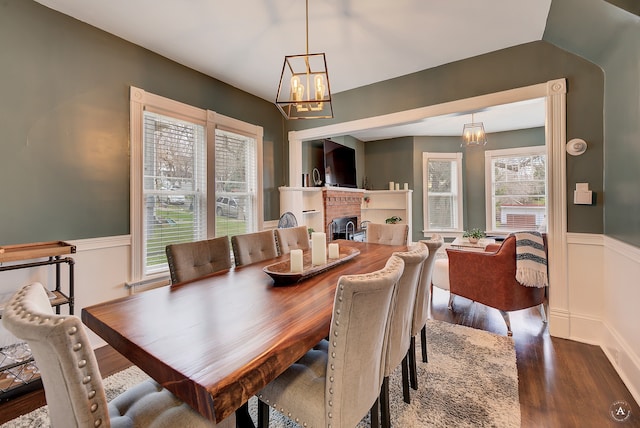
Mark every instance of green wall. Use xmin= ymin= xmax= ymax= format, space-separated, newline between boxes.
xmin=366 ymin=128 xmax=544 ymax=242
xmin=288 ymin=41 xmax=604 ymax=236
xmin=545 ymin=0 xmax=640 ymax=247
xmin=0 ymin=0 xmax=285 ymax=245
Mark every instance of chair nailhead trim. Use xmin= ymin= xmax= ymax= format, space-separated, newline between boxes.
xmin=94 ymin=419 xmax=102 ymax=427
xmin=73 ymin=343 xmax=82 ymax=351
xmin=82 ymin=375 xmax=91 ymax=384
xmin=90 ymin=403 xmax=98 ymax=412
xmin=78 ymin=359 xmax=87 ymax=368
xmin=88 ymin=390 xmax=96 ymax=399
xmin=68 ymin=326 xmax=78 ymax=335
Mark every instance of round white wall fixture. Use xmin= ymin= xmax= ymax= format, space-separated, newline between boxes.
xmin=567 ymin=138 xmax=587 ymax=156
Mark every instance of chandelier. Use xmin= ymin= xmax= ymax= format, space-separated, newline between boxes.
xmin=461 ymin=113 xmax=488 ymax=147
xmin=275 ymin=0 xmax=333 ymax=119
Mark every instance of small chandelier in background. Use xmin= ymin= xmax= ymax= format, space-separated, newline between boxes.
xmin=461 ymin=113 xmax=488 ymax=147
xmin=276 ymin=0 xmax=333 ymax=119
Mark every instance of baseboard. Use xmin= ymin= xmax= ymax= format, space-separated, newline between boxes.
xmin=548 ymin=308 xmax=570 ymax=338
xmin=601 ymin=321 xmax=640 ymax=406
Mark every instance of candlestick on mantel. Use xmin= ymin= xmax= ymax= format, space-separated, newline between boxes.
xmin=290 ymin=249 xmax=303 ymax=272
xmin=328 ymin=243 xmax=339 ymax=259
xmin=311 ymin=232 xmax=327 ymax=266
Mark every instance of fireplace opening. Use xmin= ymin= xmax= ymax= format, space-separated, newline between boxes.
xmin=330 ymin=216 xmax=365 ymax=241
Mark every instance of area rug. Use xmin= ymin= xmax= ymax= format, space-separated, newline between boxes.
xmin=2 ymin=320 xmax=519 ymax=427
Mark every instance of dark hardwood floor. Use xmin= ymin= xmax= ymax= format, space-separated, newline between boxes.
xmin=1 ymin=288 xmax=638 ymax=427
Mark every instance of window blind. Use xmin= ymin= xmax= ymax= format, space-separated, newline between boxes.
xmin=488 ymin=149 xmax=546 ymax=232
xmin=143 ymin=111 xmax=207 ymax=274
xmin=214 ymin=129 xmax=257 ymax=238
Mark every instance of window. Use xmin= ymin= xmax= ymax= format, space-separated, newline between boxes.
xmin=485 ymin=146 xmax=546 ymax=233
xmin=130 ymin=87 xmax=263 ymax=282
xmin=423 ymin=152 xmax=463 ymax=232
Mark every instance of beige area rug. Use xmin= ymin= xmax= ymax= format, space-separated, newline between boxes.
xmin=2 ymin=320 xmax=519 ymax=427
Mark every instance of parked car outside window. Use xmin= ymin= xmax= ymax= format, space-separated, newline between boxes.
xmin=216 ymin=196 xmax=245 ymax=219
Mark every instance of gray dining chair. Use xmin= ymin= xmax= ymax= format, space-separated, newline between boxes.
xmin=408 ymin=238 xmax=444 ymax=389
xmin=366 ymin=223 xmax=409 ymax=246
xmin=231 ymin=230 xmax=279 ymax=266
xmin=166 ymin=236 xmax=232 ymax=284
xmin=274 ymin=225 xmax=310 ymax=255
xmin=2 ymin=282 xmax=234 ymax=428
xmin=379 ymin=243 xmax=429 ymax=428
xmin=256 ymin=255 xmax=405 ymax=428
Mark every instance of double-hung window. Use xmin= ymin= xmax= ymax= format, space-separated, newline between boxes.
xmin=130 ymin=87 xmax=263 ymax=283
xmin=422 ymin=152 xmax=464 ymax=233
xmin=485 ymin=146 xmax=546 ymax=233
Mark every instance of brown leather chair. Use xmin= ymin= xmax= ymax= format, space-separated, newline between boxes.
xmin=231 ymin=230 xmax=278 ymax=266
xmin=445 ymin=234 xmax=548 ymax=336
xmin=166 ymin=237 xmax=232 ymax=284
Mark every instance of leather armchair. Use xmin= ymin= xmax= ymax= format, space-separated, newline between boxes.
xmin=446 ymin=235 xmax=547 ymax=335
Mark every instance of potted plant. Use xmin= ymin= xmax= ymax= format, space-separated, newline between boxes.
xmin=463 ymin=228 xmax=485 ymax=244
xmin=385 ymin=216 xmax=402 ymax=224
xmin=307 ymin=227 xmax=315 ymax=239
xmin=363 ymin=196 xmax=370 ymax=207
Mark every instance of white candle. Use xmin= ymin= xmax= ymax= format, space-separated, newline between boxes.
xmin=290 ymin=249 xmax=303 ymax=273
xmin=403 ymin=182 xmax=409 ymax=190
xmin=328 ymin=243 xmax=339 ymax=259
xmin=311 ymin=232 xmax=327 ymax=266
xmin=389 ymin=181 xmax=394 ymax=191
xmin=395 ymin=183 xmax=400 ymax=191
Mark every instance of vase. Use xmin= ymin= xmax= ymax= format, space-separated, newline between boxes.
xmin=468 ymin=237 xmax=479 ymax=244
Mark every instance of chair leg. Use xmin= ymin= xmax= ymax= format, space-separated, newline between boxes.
xmin=540 ymin=301 xmax=548 ymax=323
xmin=380 ymin=376 xmax=391 ymax=428
xmin=409 ymin=337 xmax=418 ymax=390
xmin=257 ymin=400 xmax=270 ymax=428
xmin=401 ymin=354 xmax=411 ymax=404
xmin=447 ymin=293 xmax=454 ymax=310
xmin=371 ymin=397 xmax=380 ymax=428
xmin=499 ymin=310 xmax=512 ymax=336
xmin=421 ymin=324 xmax=428 ymax=363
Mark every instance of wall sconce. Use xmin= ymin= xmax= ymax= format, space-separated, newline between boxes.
xmin=567 ymin=138 xmax=588 ymax=156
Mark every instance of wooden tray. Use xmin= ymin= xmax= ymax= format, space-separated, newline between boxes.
xmin=0 ymin=241 xmax=76 ymax=263
xmin=263 ymin=246 xmax=360 ymax=286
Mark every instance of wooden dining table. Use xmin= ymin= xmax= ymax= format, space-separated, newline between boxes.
xmin=81 ymin=239 xmax=408 ymax=425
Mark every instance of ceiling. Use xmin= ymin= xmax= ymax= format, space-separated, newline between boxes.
xmin=34 ymin=0 xmax=552 ymax=138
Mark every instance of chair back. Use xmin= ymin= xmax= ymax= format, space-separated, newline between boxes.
xmin=166 ymin=237 xmax=232 ymax=284
xmin=274 ymin=225 xmax=310 ymax=255
xmin=366 ymin=223 xmax=409 ymax=246
xmin=231 ymin=230 xmax=278 ymax=266
xmin=326 ymin=255 xmax=404 ymax=427
xmin=2 ymin=283 xmax=110 ymax=428
xmin=384 ymin=244 xmax=429 ymax=375
xmin=277 ymin=211 xmax=298 ymax=228
xmin=412 ymin=238 xmax=444 ymax=335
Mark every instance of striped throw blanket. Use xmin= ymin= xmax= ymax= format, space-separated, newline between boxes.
xmin=514 ymin=231 xmax=548 ymax=288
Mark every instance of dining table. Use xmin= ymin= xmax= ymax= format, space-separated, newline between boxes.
xmin=81 ymin=239 xmax=409 ymax=425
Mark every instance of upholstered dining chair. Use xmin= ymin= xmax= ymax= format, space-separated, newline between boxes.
xmin=231 ymin=230 xmax=279 ymax=266
xmin=366 ymin=223 xmax=409 ymax=246
xmin=379 ymin=243 xmax=429 ymax=428
xmin=2 ymin=282 xmax=234 ymax=428
xmin=166 ymin=236 xmax=232 ymax=284
xmin=256 ymin=255 xmax=405 ymax=428
xmin=407 ymin=238 xmax=443 ymax=390
xmin=274 ymin=225 xmax=310 ymax=255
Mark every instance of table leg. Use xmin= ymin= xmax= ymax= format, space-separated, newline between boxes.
xmin=236 ymin=402 xmax=256 ymax=428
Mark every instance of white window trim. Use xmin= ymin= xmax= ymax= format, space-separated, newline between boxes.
xmin=484 ymin=145 xmax=547 ymax=235
xmin=422 ymin=152 xmax=464 ymax=234
xmin=130 ymin=87 xmax=263 ymax=283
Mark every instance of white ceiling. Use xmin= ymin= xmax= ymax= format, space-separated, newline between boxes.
xmin=34 ymin=0 xmax=551 ymax=138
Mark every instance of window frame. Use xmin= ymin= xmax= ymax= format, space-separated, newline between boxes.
xmin=422 ymin=152 xmax=464 ymax=234
xmin=130 ymin=87 xmax=263 ymax=283
xmin=484 ymin=145 xmax=547 ymax=235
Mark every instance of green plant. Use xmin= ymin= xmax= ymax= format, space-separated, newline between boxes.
xmin=463 ymin=228 xmax=485 ymax=239
xmin=385 ymin=216 xmax=402 ymax=224
xmin=307 ymin=227 xmax=315 ymax=238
